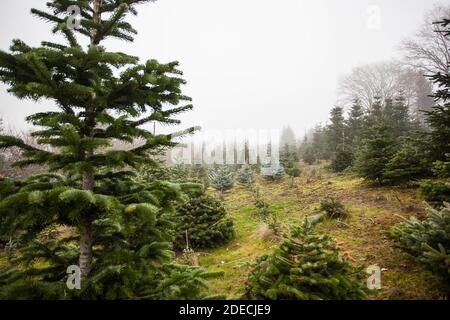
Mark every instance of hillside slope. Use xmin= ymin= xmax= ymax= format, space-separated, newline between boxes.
xmin=195 ymin=164 xmax=447 ymax=299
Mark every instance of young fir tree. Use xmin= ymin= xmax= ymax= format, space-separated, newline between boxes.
xmin=383 ymin=135 xmax=431 ymax=181
xmin=384 ymin=94 xmax=410 ymax=139
xmin=355 ymin=121 xmax=394 ymax=184
xmin=389 ymin=203 xmax=450 ymax=282
xmin=189 ymin=164 xmax=210 ymax=188
xmin=209 ymin=165 xmax=234 ymax=193
xmin=261 ymin=162 xmax=285 ymax=181
xmin=173 ymin=190 xmax=234 ymax=250
xmin=0 ymin=0 xmax=214 ymax=299
xmin=311 ymin=124 xmax=328 ymax=160
xmin=302 ymin=144 xmax=316 ymax=165
xmin=328 ymin=106 xmax=353 ymax=172
xmin=284 ymin=159 xmax=301 ymax=188
xmin=279 ymin=126 xmax=298 ymax=169
xmin=326 ymin=106 xmax=346 ymax=154
xmin=346 ymin=98 xmax=364 ymax=150
xmin=246 ymin=221 xmax=368 ymax=300
xmin=236 ymin=164 xmax=255 ymax=186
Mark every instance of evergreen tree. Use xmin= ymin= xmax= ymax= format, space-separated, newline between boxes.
xmin=236 ymin=164 xmax=255 ymax=186
xmin=370 ymin=96 xmax=384 ymax=117
xmin=0 ymin=116 xmax=4 ymax=173
xmin=413 ymin=72 xmax=435 ymax=124
xmin=284 ymin=159 xmax=301 ymax=187
xmin=279 ymin=126 xmax=298 ymax=168
xmin=261 ymin=163 xmax=285 ymax=181
xmin=209 ymin=165 xmax=234 ymax=193
xmin=327 ymin=106 xmax=353 ymax=172
xmin=432 ymin=154 xmax=450 ymax=178
xmin=0 ymin=0 xmax=212 ymax=299
xmin=311 ymin=125 xmax=328 ymax=160
xmin=355 ymin=122 xmax=394 ymax=184
xmin=302 ymin=144 xmax=316 ymax=165
xmin=383 ymin=136 xmax=431 ymax=181
xmin=384 ymin=94 xmax=410 ymax=139
xmin=346 ymin=98 xmax=364 ymax=152
xmin=423 ymin=19 xmax=450 ymax=164
xmin=246 ymin=221 xmax=368 ymax=300
xmin=425 ymin=75 xmax=450 ymax=162
xmin=326 ymin=106 xmax=346 ymax=154
xmin=190 ymin=164 xmax=210 ymax=188
xmin=389 ymin=203 xmax=450 ymax=282
xmin=419 ymin=180 xmax=450 ymax=207
xmin=389 ymin=20 xmax=450 ymax=282
xmin=173 ymin=190 xmax=234 ymax=250
xmin=330 ymin=149 xmax=354 ymax=173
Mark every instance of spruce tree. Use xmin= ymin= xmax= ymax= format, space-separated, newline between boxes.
xmin=330 ymin=149 xmax=353 ymax=173
xmin=284 ymin=159 xmax=301 ymax=187
xmin=311 ymin=125 xmax=328 ymax=160
xmin=355 ymin=122 xmax=394 ymax=184
xmin=279 ymin=126 xmax=298 ymax=169
xmin=236 ymin=164 xmax=255 ymax=185
xmin=302 ymin=144 xmax=316 ymax=165
xmin=326 ymin=106 xmax=346 ymax=154
xmin=425 ymin=34 xmax=450 ymax=163
xmin=173 ymin=190 xmax=234 ymax=250
xmin=389 ymin=204 xmax=450 ymax=281
xmin=246 ymin=221 xmax=368 ymax=300
xmin=425 ymin=19 xmax=450 ymax=165
xmin=346 ymin=98 xmax=364 ymax=150
xmin=0 ymin=0 xmax=212 ymax=299
xmin=261 ymin=162 xmax=285 ymax=181
xmin=384 ymin=94 xmax=410 ymax=139
xmin=209 ymin=165 xmax=234 ymax=193
xmin=383 ymin=135 xmax=431 ymax=181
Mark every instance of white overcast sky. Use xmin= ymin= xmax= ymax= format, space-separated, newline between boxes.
xmin=0 ymin=0 xmax=447 ymax=136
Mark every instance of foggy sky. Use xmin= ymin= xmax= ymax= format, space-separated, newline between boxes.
xmin=0 ymin=0 xmax=446 ymax=137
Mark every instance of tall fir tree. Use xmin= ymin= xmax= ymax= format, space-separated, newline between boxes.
xmin=346 ymin=98 xmax=364 ymax=150
xmin=355 ymin=121 xmax=394 ymax=184
xmin=384 ymin=93 xmax=410 ymax=139
xmin=0 ymin=0 xmax=215 ymax=299
xmin=279 ymin=126 xmax=298 ymax=168
xmin=327 ymin=106 xmax=353 ymax=172
xmin=326 ymin=106 xmax=346 ymax=153
xmin=311 ymin=125 xmax=328 ymax=161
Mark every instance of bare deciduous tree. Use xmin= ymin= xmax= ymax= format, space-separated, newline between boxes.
xmin=400 ymin=4 xmax=450 ymax=75
xmin=337 ymin=61 xmax=434 ymax=120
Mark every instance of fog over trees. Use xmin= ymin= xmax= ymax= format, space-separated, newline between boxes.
xmin=0 ymin=0 xmax=448 ymax=303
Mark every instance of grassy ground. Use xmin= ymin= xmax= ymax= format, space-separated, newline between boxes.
xmin=197 ymin=164 xmax=447 ymax=300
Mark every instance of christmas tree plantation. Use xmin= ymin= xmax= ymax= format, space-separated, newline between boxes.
xmin=245 ymin=221 xmax=368 ymax=300
xmin=0 ymin=0 xmax=216 ymax=299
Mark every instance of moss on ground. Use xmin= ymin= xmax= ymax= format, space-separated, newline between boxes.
xmin=193 ymin=164 xmax=447 ymax=299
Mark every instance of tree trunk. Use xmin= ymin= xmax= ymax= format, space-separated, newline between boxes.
xmin=78 ymin=0 xmax=103 ymax=278
xmin=79 ymin=209 xmax=93 ymax=277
